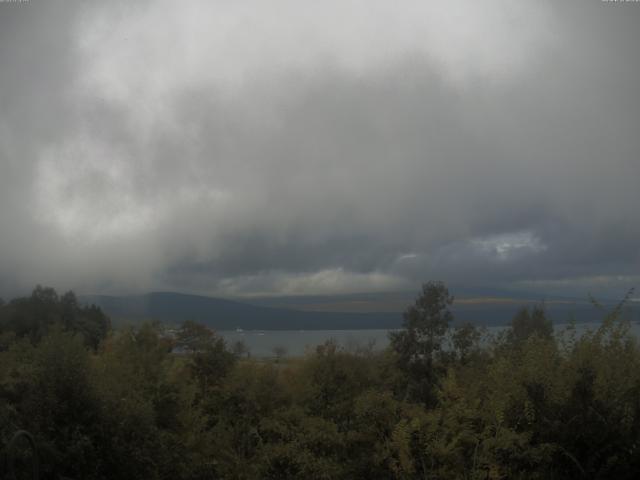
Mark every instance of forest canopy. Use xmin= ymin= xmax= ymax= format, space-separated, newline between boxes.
xmin=0 ymin=283 xmax=639 ymax=479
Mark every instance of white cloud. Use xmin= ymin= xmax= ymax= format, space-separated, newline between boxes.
xmin=33 ymin=136 xmax=156 ymax=241
xmin=32 ymin=133 xmax=230 ymax=245
xmin=471 ymin=231 xmax=547 ymax=261
xmin=75 ymin=0 xmax=555 ymax=108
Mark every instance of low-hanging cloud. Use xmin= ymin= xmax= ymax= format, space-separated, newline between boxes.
xmin=0 ymin=0 xmax=638 ymax=298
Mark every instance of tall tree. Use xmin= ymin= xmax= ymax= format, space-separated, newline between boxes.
xmin=389 ymin=281 xmax=454 ymax=405
xmin=507 ymin=305 xmax=552 ymax=346
xmin=176 ymin=320 xmax=236 ymax=393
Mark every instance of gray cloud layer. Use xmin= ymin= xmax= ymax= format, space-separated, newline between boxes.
xmin=1 ymin=0 xmax=639 ymax=298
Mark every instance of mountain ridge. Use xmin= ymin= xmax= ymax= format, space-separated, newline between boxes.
xmin=80 ymin=290 xmax=637 ymax=330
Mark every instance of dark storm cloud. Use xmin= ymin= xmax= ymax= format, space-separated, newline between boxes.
xmin=0 ymin=0 xmax=638 ymax=297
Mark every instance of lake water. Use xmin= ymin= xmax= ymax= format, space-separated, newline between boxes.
xmin=219 ymin=322 xmax=640 ymax=358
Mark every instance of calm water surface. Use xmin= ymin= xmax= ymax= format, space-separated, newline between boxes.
xmin=219 ymin=322 xmax=640 ymax=358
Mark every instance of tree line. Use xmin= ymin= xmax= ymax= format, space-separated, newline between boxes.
xmin=0 ymin=282 xmax=639 ymax=479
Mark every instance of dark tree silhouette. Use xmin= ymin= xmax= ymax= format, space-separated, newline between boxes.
xmin=389 ymin=281 xmax=454 ymax=405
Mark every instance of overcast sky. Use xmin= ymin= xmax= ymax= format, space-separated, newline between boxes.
xmin=0 ymin=0 xmax=638 ymax=299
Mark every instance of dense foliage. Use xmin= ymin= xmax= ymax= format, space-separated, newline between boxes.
xmin=1 ymin=284 xmax=639 ymax=479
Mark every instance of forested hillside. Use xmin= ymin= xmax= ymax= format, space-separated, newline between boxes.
xmin=81 ymin=292 xmax=402 ymax=330
xmin=1 ymin=283 xmax=639 ymax=479
xmin=82 ymin=290 xmax=638 ymax=331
